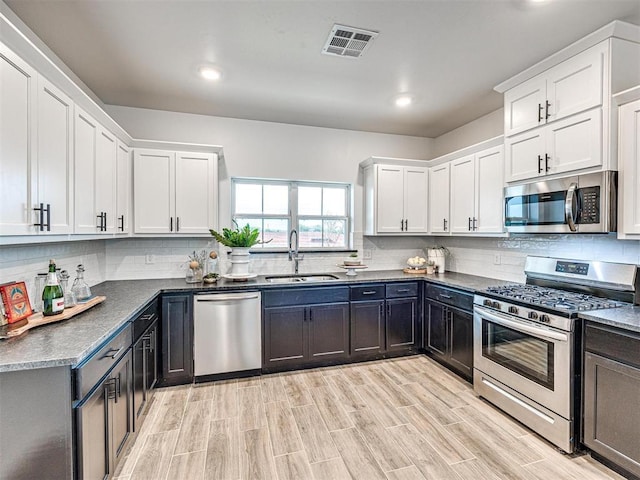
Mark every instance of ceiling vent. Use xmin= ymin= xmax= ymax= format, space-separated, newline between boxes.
xmin=322 ymin=24 xmax=379 ymax=59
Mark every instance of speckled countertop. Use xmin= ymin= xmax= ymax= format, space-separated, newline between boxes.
xmin=0 ymin=270 xmax=515 ymax=373
xmin=579 ymin=306 xmax=640 ymax=334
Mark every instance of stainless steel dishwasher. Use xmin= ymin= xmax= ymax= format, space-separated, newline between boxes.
xmin=193 ymin=291 xmax=262 ymax=377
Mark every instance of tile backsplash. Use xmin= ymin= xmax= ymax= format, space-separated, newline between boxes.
xmin=2 ymin=233 xmax=639 ymax=305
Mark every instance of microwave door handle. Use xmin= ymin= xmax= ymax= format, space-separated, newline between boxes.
xmin=475 ymin=306 xmax=568 ymax=342
xmin=565 ymin=183 xmax=578 ymax=232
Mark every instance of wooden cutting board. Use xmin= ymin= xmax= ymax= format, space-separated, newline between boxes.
xmin=0 ymin=295 xmax=106 ymax=339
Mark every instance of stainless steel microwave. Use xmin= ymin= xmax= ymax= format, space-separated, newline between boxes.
xmin=504 ymin=171 xmax=617 ymax=233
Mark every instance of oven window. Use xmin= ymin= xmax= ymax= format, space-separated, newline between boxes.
xmin=505 ymin=190 xmax=566 ymax=226
xmin=482 ymin=321 xmax=554 ymax=390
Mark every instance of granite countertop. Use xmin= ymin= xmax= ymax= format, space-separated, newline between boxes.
xmin=0 ymin=270 xmax=513 ymax=373
xmin=579 ymin=306 xmax=640 ymax=334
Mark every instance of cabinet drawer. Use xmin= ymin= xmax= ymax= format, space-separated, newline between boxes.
xmin=585 ymin=322 xmax=640 ymax=369
xmin=263 ymin=287 xmax=349 ymax=307
xmin=350 ymin=285 xmax=385 ymax=301
xmin=132 ymin=298 xmax=159 ymax=341
xmin=425 ymin=284 xmax=473 ymax=311
xmin=74 ymin=324 xmax=132 ymax=400
xmin=386 ymin=282 xmax=418 ymax=298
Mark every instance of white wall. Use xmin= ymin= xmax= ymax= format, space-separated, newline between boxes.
xmin=430 ymin=108 xmax=503 ymax=158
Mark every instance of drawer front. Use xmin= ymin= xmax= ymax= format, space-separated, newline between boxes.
xmin=350 ymin=284 xmax=385 ymax=301
xmin=75 ymin=324 xmax=132 ymax=400
xmin=425 ymin=283 xmax=473 ymax=310
xmin=133 ymin=298 xmax=159 ymax=340
xmin=386 ymin=282 xmax=419 ymax=299
xmin=263 ymin=286 xmax=349 ymax=307
xmin=585 ymin=322 xmax=640 ymax=369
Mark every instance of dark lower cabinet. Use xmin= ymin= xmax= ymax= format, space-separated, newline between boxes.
xmin=583 ymin=322 xmax=640 ymax=478
xmin=424 ymin=284 xmax=474 ymax=381
xmin=308 ymin=303 xmax=350 ymax=361
xmin=133 ymin=320 xmax=158 ymax=430
xmin=386 ymin=297 xmax=418 ymax=351
xmin=160 ymin=294 xmax=193 ymax=385
xmin=263 ymin=305 xmax=307 ymax=368
xmin=350 ymin=300 xmax=384 ymax=355
xmin=76 ymin=350 xmax=133 ymax=480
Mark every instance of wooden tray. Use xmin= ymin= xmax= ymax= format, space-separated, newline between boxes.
xmin=0 ymin=295 xmax=106 ymax=339
xmin=403 ymin=268 xmax=427 ymax=274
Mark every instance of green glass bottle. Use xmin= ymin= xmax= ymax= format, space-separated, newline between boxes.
xmin=42 ymin=259 xmax=64 ymax=316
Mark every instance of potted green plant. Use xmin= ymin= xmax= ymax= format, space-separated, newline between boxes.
xmin=209 ymin=222 xmax=266 ymax=276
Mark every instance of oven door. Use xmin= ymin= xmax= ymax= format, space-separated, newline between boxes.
xmin=473 ymin=305 xmax=572 ymax=418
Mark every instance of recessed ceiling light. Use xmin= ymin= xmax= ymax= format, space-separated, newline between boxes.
xmin=395 ymin=95 xmax=413 ymax=107
xmin=199 ymin=66 xmax=222 ymax=81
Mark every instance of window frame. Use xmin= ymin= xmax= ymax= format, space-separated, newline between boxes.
xmin=231 ymin=177 xmax=352 ymax=251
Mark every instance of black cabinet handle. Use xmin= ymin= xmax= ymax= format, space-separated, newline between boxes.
xmin=114 ymin=375 xmax=121 ymax=403
xmin=545 ymin=154 xmax=550 ymax=172
xmin=118 ymin=215 xmax=125 ymax=231
xmin=468 ymin=217 xmax=472 ymax=231
xmin=380 ymin=303 xmax=383 ymax=316
xmin=545 ymin=100 xmax=551 ymax=120
xmin=439 ymin=294 xmax=452 ymax=299
xmin=309 ymin=310 xmax=313 ymax=322
xmin=405 ymin=219 xmax=408 ymax=230
xmin=44 ymin=204 xmax=51 ymax=231
xmin=176 ymin=217 xmax=180 ymax=232
xmin=538 ymin=155 xmax=544 ymax=174
xmin=538 ymin=103 xmax=544 ymax=122
xmin=105 ymin=378 xmax=117 ymax=400
xmin=170 ymin=217 xmax=173 ymax=232
xmin=473 ymin=217 xmax=477 ymax=230
xmin=443 ymin=218 xmax=447 ymax=231
xmin=362 ymin=290 xmax=377 ymax=295
xmin=400 ymin=219 xmax=404 ymax=231
xmin=33 ymin=203 xmax=44 ymax=231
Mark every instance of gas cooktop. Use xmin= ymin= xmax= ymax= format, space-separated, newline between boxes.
xmin=483 ymin=284 xmax=624 ymax=312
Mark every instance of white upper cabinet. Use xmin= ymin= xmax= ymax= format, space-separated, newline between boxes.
xmin=95 ymin=127 xmax=117 ymax=233
xmin=37 ymin=77 xmax=74 ymax=234
xmin=133 ymin=149 xmax=217 ymax=235
xmin=362 ymin=161 xmax=428 ymax=235
xmin=449 ymin=146 xmax=504 ymax=235
xmin=73 ymin=108 xmax=98 ymax=233
xmin=428 ymin=163 xmax=450 ymax=234
xmin=500 ymin=32 xmax=640 ymax=183
xmin=505 ymin=45 xmax=604 ymax=137
xmin=618 ymin=93 xmax=640 ymax=238
xmin=115 ymin=141 xmax=131 ymax=234
xmin=0 ymin=42 xmax=37 ymax=235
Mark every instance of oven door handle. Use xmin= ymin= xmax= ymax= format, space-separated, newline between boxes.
xmin=475 ymin=306 xmax=568 ymax=342
xmin=564 ymin=182 xmax=578 ymax=232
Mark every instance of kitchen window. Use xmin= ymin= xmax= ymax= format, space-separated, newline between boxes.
xmin=232 ymin=178 xmax=351 ymax=250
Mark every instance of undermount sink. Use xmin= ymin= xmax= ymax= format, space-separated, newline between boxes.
xmin=265 ymin=274 xmax=339 ymax=283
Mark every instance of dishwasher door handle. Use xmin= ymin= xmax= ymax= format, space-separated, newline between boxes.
xmin=195 ymin=293 xmax=260 ymax=302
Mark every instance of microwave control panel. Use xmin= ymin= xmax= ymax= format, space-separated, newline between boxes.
xmin=578 ymin=186 xmax=600 ymax=224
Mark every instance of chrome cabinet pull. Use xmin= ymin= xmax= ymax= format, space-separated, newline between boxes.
xmin=102 ymin=347 xmax=123 ymax=360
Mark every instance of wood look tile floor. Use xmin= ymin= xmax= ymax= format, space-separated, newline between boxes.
xmin=113 ymin=356 xmax=624 ymax=480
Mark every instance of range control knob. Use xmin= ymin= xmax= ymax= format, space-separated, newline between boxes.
xmin=528 ymin=311 xmax=539 ymax=320
xmin=508 ymin=306 xmax=518 ymax=314
xmin=483 ymin=299 xmax=492 ymax=307
xmin=539 ymin=314 xmax=550 ymax=323
xmin=492 ymin=301 xmax=501 ymax=309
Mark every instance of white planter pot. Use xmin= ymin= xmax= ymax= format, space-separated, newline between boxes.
xmin=229 ymin=247 xmax=251 ymax=275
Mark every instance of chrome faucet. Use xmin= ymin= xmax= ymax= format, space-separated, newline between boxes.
xmin=288 ymin=229 xmax=304 ymax=274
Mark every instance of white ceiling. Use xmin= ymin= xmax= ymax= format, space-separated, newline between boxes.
xmin=5 ymin=0 xmax=640 ymax=137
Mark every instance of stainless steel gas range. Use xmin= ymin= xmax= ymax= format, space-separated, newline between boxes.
xmin=473 ymin=256 xmax=640 ymax=453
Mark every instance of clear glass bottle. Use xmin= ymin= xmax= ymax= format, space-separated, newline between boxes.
xmin=32 ymin=273 xmax=47 ymax=312
xmin=71 ymin=264 xmax=92 ymax=301
xmin=42 ymin=259 xmax=64 ymax=316
xmin=59 ymin=270 xmax=76 ymax=308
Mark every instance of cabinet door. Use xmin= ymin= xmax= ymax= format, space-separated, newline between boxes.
xmin=403 ymin=167 xmax=428 ymax=233
xmin=475 ymin=146 xmax=504 ymax=234
xmin=505 ymin=128 xmax=545 ymax=183
xmin=546 ymin=45 xmax=604 ymax=123
xmin=450 ymin=155 xmax=475 ymax=233
xmin=76 ymin=378 xmax=109 ymax=480
xmin=110 ymin=352 xmax=132 ymax=470
xmin=448 ymin=306 xmax=473 ymax=380
xmin=133 ymin=149 xmax=175 ymax=234
xmin=116 ymin=141 xmax=130 ymax=233
xmin=350 ymin=300 xmax=384 ymax=355
xmin=160 ymin=294 xmax=193 ymax=385
xmin=429 ymin=163 xmax=450 ymax=234
xmin=308 ymin=303 xmax=349 ymax=362
xmin=426 ymin=301 xmax=447 ymax=357
xmin=95 ymin=127 xmax=117 ymax=233
xmin=146 ymin=322 xmax=158 ymax=393
xmin=74 ymin=108 xmax=99 ymax=233
xmin=619 ymin=98 xmax=640 ymax=235
xmin=584 ymin=352 xmax=640 ymax=478
xmin=263 ymin=306 xmax=307 ymax=368
xmin=546 ymin=108 xmax=602 ymax=176
xmin=175 ymin=152 xmax=215 ymax=234
xmin=504 ymin=76 xmax=546 ymax=137
xmin=132 ymin=336 xmax=145 ymax=430
xmin=386 ymin=297 xmax=417 ymax=351
xmin=0 ymin=43 xmax=37 ymax=235
xmin=36 ymin=77 xmax=74 ymax=234
xmin=376 ymin=165 xmax=404 ymax=233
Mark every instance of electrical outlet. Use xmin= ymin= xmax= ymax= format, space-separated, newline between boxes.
xmin=363 ymin=249 xmax=372 ymax=260
xmin=493 ymin=253 xmax=501 ymax=265
xmin=145 ymin=254 xmax=155 ymax=264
